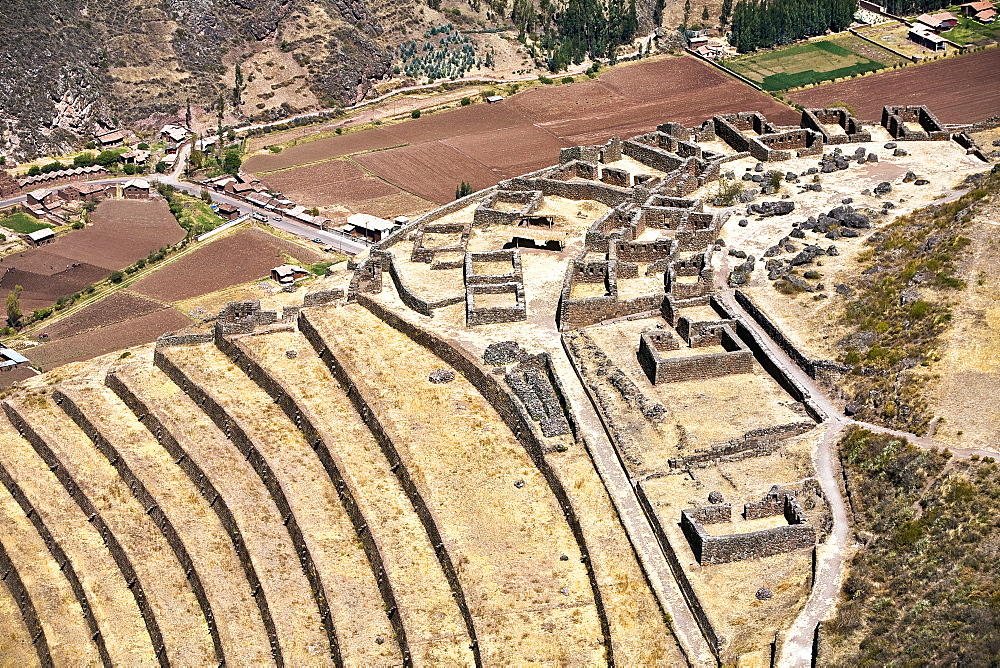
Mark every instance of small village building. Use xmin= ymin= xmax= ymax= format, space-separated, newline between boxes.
xmin=161 ymin=125 xmax=191 ymax=144
xmin=961 ymin=1 xmax=993 ymax=15
xmin=26 ymin=188 xmax=57 ymax=207
xmin=0 ymin=345 xmax=29 ymax=371
xmin=194 ymin=136 xmax=217 ymax=152
xmin=121 ymin=149 xmax=150 ymax=164
xmin=270 ymin=264 xmax=310 ymax=285
xmin=217 ymin=203 xmax=242 ymax=221
xmin=77 ymin=183 xmax=108 ymax=201
xmin=346 ymin=213 xmax=394 ymax=242
xmin=122 ymin=178 xmax=152 ymax=199
xmin=909 ymin=25 xmax=947 ymax=49
xmin=59 ymin=185 xmax=82 ymax=201
xmin=26 ymin=228 xmax=55 ymax=246
xmin=96 ymin=129 xmax=127 ymax=147
xmin=486 ymin=95 xmax=505 ymax=103
xmin=394 ymin=216 xmax=411 ymax=226
xmin=915 ymin=11 xmax=959 ymax=30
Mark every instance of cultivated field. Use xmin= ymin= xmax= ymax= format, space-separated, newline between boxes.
xmin=130 ymin=227 xmax=322 ymax=303
xmin=245 ymin=55 xmax=800 ymax=216
xmin=725 ymin=36 xmax=907 ymax=91
xmin=0 ymin=199 xmax=183 ymax=313
xmin=789 ymin=47 xmax=1000 ymax=122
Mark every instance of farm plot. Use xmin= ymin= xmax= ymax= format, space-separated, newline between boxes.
xmin=130 ymin=227 xmax=323 ymax=302
xmin=725 ymin=37 xmax=905 ymax=91
xmin=245 ymin=55 xmax=800 ymax=211
xmin=259 ymin=160 xmax=400 ymax=207
xmin=789 ymin=47 xmax=1000 ymax=122
xmin=37 ymin=291 xmax=166 ymax=339
xmin=0 ymin=199 xmax=183 ymax=313
xmin=25 ymin=307 xmax=192 ymax=372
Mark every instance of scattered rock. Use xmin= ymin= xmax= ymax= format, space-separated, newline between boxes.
xmin=763 ymin=246 xmax=781 ymax=257
xmin=741 ymin=172 xmax=754 ymax=181
xmin=861 ymin=188 xmax=871 ymax=196
xmin=841 ymin=197 xmax=853 ymax=204
xmin=826 ymin=245 xmax=839 ymax=256
xmin=874 ymin=181 xmax=892 ymax=196
xmin=560 ymin=554 xmax=569 ymax=561
xmin=513 ymin=479 xmax=525 ymax=489
xmin=884 ymin=142 xmax=897 ymax=149
xmin=738 ymin=218 xmax=749 ymax=227
xmin=790 ymin=229 xmax=805 ymax=239
xmin=902 ymin=171 xmax=917 ymax=183
xmin=804 ymin=270 xmax=821 ymax=279
xmin=748 ymin=201 xmax=795 ymax=217
xmin=428 ymin=369 xmax=455 ymax=384
xmin=708 ymin=491 xmax=725 ymax=504
xmin=728 ymin=248 xmax=747 ymax=259
xmin=914 ymin=179 xmax=930 ymax=186
xmin=835 ymin=283 xmax=853 ymax=296
xmin=894 ymin=148 xmax=908 ymax=157
xmin=754 ymin=162 xmax=764 ymax=172
xmin=483 ymin=341 xmax=522 ymax=366
xmin=825 ymin=229 xmax=839 ymax=240
xmin=840 ymin=228 xmax=860 ymax=238
xmin=867 ymin=152 xmax=878 ymax=163
xmin=285 ymin=350 xmax=298 ymax=359
xmin=845 ymin=402 xmax=863 ymax=416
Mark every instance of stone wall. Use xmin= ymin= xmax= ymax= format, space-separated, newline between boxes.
xmin=151 ymin=350 xmax=342 ymax=663
xmin=1 ymin=402 xmax=171 ymax=666
xmin=638 ymin=325 xmax=754 ymax=385
xmin=500 ymin=176 xmax=634 ymax=208
xmin=214 ymin=332 xmax=416 ymax=665
xmin=801 ymin=108 xmax=871 ymax=145
xmin=105 ymin=370 xmax=282 ymax=663
xmin=314 ymin=296 xmax=616 ymax=662
xmin=0 ymin=531 xmax=52 ymax=665
xmin=668 ymin=421 xmax=815 ymax=470
xmin=0 ymin=455 xmax=112 ymax=665
xmin=680 ymin=487 xmax=816 ymax=565
xmin=472 ymin=190 xmax=543 ymax=227
xmin=466 ymin=281 xmax=527 ymax=326
xmin=734 ymin=289 xmax=818 ymax=378
xmin=621 ymin=140 xmax=685 ymax=174
xmin=881 ymin=105 xmax=949 ymax=141
xmin=52 ymin=390 xmax=226 ymax=665
xmin=303 ymin=288 xmax=344 ymax=307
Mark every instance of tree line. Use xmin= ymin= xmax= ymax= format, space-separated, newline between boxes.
xmin=730 ymin=0 xmax=856 ymax=52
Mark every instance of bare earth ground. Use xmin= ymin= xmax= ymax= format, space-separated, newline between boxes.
xmin=245 ymin=55 xmax=799 ymax=220
xmin=789 ymin=48 xmax=1000 ymax=122
xmin=130 ymin=227 xmax=322 ymax=302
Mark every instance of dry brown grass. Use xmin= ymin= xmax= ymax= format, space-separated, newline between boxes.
xmin=0 ymin=579 xmax=35 ymax=668
xmin=59 ymin=381 xmax=274 ymax=665
xmin=305 ymin=304 xmax=605 ymax=665
xmin=161 ymin=343 xmax=401 ymax=665
xmin=6 ymin=394 xmax=214 ymax=666
xmin=115 ymin=351 xmax=333 ymax=664
xmin=0 ymin=418 xmax=156 ymax=666
xmin=0 ymin=485 xmax=102 ymax=666
xmin=235 ymin=329 xmax=475 ymax=664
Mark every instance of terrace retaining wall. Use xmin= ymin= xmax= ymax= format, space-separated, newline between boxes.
xmin=0 ymin=537 xmax=53 ymax=667
xmin=52 ymin=389 xmax=226 ymax=667
xmin=2 ymin=402 xmax=170 ymax=667
xmin=151 ymin=351 xmax=343 ymax=665
xmin=338 ymin=295 xmax=616 ymax=664
xmin=104 ymin=370 xmax=282 ymax=664
xmin=0 ymin=459 xmax=112 ymax=665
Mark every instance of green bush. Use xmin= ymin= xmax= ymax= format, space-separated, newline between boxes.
xmin=411 ymin=109 xmax=421 ymax=119
xmin=461 ymin=97 xmax=471 ymax=106
xmin=108 ymin=270 xmax=124 ymax=284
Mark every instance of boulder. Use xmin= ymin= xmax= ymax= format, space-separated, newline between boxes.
xmin=874 ymin=181 xmax=892 ymax=196
xmin=914 ymin=179 xmax=930 ymax=186
xmin=754 ymin=162 xmax=764 ymax=172
xmin=902 ymin=171 xmax=917 ymax=183
xmin=738 ymin=218 xmax=749 ymax=227
xmin=826 ymin=245 xmax=839 ymax=256
xmin=428 ymin=369 xmax=455 ymax=384
xmin=884 ymin=142 xmax=897 ymax=149
xmin=867 ymin=152 xmax=879 ymax=162
xmin=484 ymin=341 xmax=523 ymax=366
xmin=894 ymin=148 xmax=908 ymax=157
xmin=790 ymin=228 xmax=805 ymax=239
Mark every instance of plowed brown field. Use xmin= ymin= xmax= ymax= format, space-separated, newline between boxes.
xmin=130 ymin=227 xmax=322 ymax=302
xmin=246 ymin=55 xmax=800 ymax=211
xmin=789 ymin=48 xmax=1000 ymax=122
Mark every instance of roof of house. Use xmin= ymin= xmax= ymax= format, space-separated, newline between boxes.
xmin=962 ymin=1 xmax=993 ymax=9
xmin=0 ymin=347 xmax=29 ymax=365
xmin=96 ymin=130 xmax=127 ymax=144
xmin=976 ymin=8 xmax=997 ymax=18
xmin=122 ymin=178 xmax=151 ymax=190
xmin=917 ymin=11 xmax=959 ymax=26
xmin=77 ymin=183 xmax=107 ymax=194
xmin=217 ymin=203 xmax=239 ymax=213
xmin=27 ymin=228 xmax=55 ymax=242
xmin=161 ymin=125 xmax=191 ymax=142
xmin=272 ymin=264 xmax=307 ymax=278
xmin=910 ymin=25 xmax=947 ymax=41
xmin=347 ymin=213 xmax=394 ymax=232
xmin=27 ymin=188 xmax=51 ymax=200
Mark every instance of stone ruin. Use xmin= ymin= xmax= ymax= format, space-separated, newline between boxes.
xmin=464 ymin=249 xmax=527 ymax=326
xmin=637 ymin=322 xmax=753 ymax=385
xmin=681 ymin=486 xmax=816 ymax=565
xmin=881 ymin=105 xmax=949 ymax=141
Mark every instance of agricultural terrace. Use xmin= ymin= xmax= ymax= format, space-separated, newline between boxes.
xmin=789 ymin=47 xmax=1000 ymax=122
xmin=724 ymin=36 xmax=907 ymax=91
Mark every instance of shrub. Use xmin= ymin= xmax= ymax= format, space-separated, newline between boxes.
xmin=461 ymin=96 xmax=471 ymax=106
xmin=108 ymin=270 xmax=125 ymax=284
xmin=561 ymin=76 xmax=574 ymax=84
xmin=411 ymin=109 xmax=421 ymax=119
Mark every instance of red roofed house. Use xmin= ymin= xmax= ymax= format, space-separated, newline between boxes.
xmin=915 ymin=11 xmax=959 ymax=30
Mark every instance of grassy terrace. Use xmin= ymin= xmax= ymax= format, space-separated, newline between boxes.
xmin=725 ymin=36 xmax=907 ymax=91
xmin=236 ymin=329 xmax=475 ymax=664
xmin=8 ymin=394 xmax=215 ymax=666
xmin=60 ymin=382 xmax=273 ymax=665
xmin=114 ymin=353 xmax=330 ymax=664
xmin=0 ymin=416 xmax=157 ymax=666
xmin=306 ymin=304 xmax=605 ymax=664
xmin=823 ymin=428 xmax=1000 ymax=664
xmin=836 ymin=171 xmax=998 ymax=434
xmin=160 ymin=342 xmax=401 ymax=664
xmin=0 ymin=212 xmax=52 ymax=234
xmin=0 ymin=482 xmax=103 ymax=664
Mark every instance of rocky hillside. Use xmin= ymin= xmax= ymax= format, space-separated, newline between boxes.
xmin=0 ymin=0 xmax=675 ymax=161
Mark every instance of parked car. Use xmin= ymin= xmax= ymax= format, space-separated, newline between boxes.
xmin=310 ymin=238 xmax=323 ymax=244
xmin=272 ymin=215 xmax=282 ymax=222
xmin=252 ymin=212 xmax=267 ymax=222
